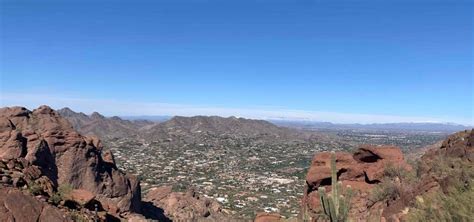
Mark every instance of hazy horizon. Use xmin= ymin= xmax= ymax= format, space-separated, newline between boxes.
xmin=1 ymin=94 xmax=472 ymax=126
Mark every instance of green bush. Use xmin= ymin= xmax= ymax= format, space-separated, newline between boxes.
xmin=28 ymin=182 xmax=43 ymax=195
xmin=370 ymin=179 xmax=400 ymax=203
xmin=48 ymin=183 xmax=73 ymax=205
xmin=70 ymin=210 xmax=89 ymax=222
xmin=49 ymin=193 xmax=62 ymax=205
xmin=383 ymin=162 xmax=417 ymax=184
xmin=58 ymin=183 xmax=73 ymax=196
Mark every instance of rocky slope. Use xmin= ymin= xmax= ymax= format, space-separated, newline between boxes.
xmin=301 ymin=129 xmax=473 ymax=222
xmin=58 ymin=108 xmax=336 ymax=145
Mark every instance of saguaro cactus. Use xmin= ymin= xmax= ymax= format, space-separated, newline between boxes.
xmin=318 ymin=151 xmax=353 ymax=222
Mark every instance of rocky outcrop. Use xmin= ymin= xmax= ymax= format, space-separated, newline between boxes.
xmin=303 ymin=145 xmax=410 ymax=221
xmin=254 ymin=212 xmax=283 ymax=222
xmin=143 ymin=186 xmax=229 ymax=221
xmin=421 ymin=129 xmax=473 ymax=163
xmin=381 ymin=129 xmax=473 ymax=220
xmin=0 ymin=187 xmax=69 ymax=222
xmin=0 ymin=106 xmax=141 ymax=216
xmin=303 ymin=129 xmax=473 ymax=221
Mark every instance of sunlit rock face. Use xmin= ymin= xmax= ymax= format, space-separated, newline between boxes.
xmin=0 ymin=106 xmax=141 ymax=215
xmin=303 ymin=145 xmax=409 ymax=221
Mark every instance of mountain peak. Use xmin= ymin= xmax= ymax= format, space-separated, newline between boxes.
xmin=90 ymin=111 xmax=105 ymax=119
xmin=57 ymin=107 xmax=76 ymax=115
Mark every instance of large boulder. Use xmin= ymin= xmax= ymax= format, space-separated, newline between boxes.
xmin=0 ymin=106 xmax=141 ymax=215
xmin=303 ymin=145 xmax=409 ymax=221
xmin=143 ymin=186 xmax=229 ymax=221
xmin=254 ymin=212 xmax=283 ymax=222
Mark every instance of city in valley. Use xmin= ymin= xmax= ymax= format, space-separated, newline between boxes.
xmin=59 ymin=108 xmax=453 ymax=219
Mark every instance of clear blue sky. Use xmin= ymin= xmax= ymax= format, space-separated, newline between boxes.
xmin=1 ymin=0 xmax=472 ymax=124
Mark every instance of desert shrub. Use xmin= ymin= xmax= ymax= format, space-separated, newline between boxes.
xmin=407 ymin=182 xmax=474 ymax=222
xmin=407 ymin=154 xmax=474 ymax=222
xmin=58 ymin=183 xmax=73 ymax=196
xmin=70 ymin=210 xmax=89 ymax=222
xmin=383 ymin=162 xmax=417 ymax=185
xmin=383 ymin=163 xmax=402 ymax=178
xmin=28 ymin=182 xmax=43 ymax=195
xmin=49 ymin=183 xmax=73 ymax=205
xmin=370 ymin=179 xmax=400 ymax=203
xmin=49 ymin=193 xmax=62 ymax=205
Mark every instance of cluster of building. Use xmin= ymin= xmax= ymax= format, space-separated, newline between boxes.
xmin=105 ymin=130 xmax=442 ymax=219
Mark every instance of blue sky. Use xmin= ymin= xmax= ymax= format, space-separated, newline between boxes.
xmin=1 ymin=0 xmax=472 ymax=124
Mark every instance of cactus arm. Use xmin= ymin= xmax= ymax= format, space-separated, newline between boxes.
xmin=331 ymin=151 xmax=339 ymax=215
xmin=327 ymin=194 xmax=337 ymax=222
xmin=318 ymin=187 xmax=330 ymax=216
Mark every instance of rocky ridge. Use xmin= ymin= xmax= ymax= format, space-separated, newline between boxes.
xmin=58 ymin=108 xmax=336 ymax=145
xmin=57 ymin=107 xmax=153 ymax=139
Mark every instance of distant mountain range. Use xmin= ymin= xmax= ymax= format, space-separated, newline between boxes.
xmin=269 ymin=119 xmax=471 ymax=132
xmin=57 ymin=108 xmax=331 ymax=142
xmin=57 ymin=107 xmax=153 ymax=139
xmin=57 ymin=108 xmax=471 ymax=141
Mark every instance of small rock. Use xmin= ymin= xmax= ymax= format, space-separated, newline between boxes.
xmin=254 ymin=212 xmax=283 ymax=222
xmin=11 ymin=171 xmax=23 ymax=178
xmin=6 ymin=160 xmax=15 ymax=170
xmin=12 ymin=177 xmax=26 ymax=187
xmin=1 ymin=176 xmax=11 ymax=184
xmin=17 ymin=158 xmax=29 ymax=169
xmin=23 ymin=166 xmax=42 ymax=181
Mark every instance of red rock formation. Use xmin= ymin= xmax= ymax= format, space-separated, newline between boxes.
xmin=66 ymin=189 xmax=96 ymax=207
xmin=254 ymin=212 xmax=283 ymax=222
xmin=143 ymin=186 xmax=227 ymax=221
xmin=303 ymin=145 xmax=409 ymax=221
xmin=303 ymin=129 xmax=473 ymax=221
xmin=0 ymin=106 xmax=141 ymax=216
xmin=422 ymin=129 xmax=473 ymax=163
xmin=0 ymin=187 xmax=69 ymax=222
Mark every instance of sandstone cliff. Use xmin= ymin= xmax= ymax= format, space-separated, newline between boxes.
xmin=0 ymin=106 xmax=141 ymax=219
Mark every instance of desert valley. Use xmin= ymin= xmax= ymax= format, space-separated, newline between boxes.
xmin=0 ymin=105 xmax=472 ymax=221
